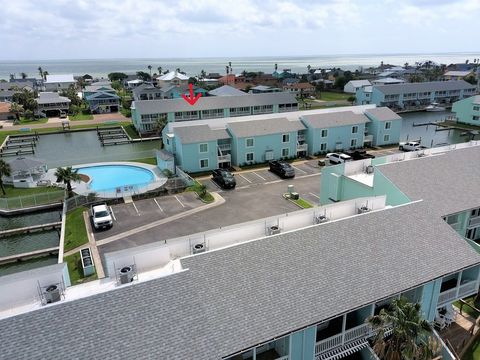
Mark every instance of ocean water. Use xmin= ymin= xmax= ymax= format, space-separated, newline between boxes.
xmin=0 ymin=52 xmax=479 ymax=80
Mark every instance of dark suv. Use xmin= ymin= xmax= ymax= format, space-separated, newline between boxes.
xmin=211 ymin=169 xmax=236 ymax=189
xmin=343 ymin=149 xmax=376 ymax=160
xmin=269 ymin=160 xmax=295 ymax=178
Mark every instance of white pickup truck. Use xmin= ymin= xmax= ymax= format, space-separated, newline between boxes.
xmin=398 ymin=141 xmax=427 ymax=152
xmin=91 ymin=204 xmax=113 ymax=229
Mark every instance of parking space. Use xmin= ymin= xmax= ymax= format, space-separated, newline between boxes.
xmin=94 ymin=192 xmax=203 ymax=241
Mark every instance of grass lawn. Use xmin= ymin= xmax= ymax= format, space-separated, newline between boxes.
xmin=64 ymin=207 xmax=89 ymax=252
xmin=186 ymin=181 xmax=214 ymax=203
xmin=123 ymin=124 xmax=141 ymax=139
xmin=293 ymin=198 xmax=314 ymax=209
xmin=0 ymin=185 xmax=64 ymax=198
xmin=128 ymin=157 xmax=157 ymax=165
xmin=454 ymin=296 xmax=480 ymax=319
xmin=317 ymin=92 xmax=351 ymax=101
xmin=16 ymin=117 xmax=49 ymax=125
xmin=64 ymin=253 xmax=97 ymax=285
xmin=69 ymin=112 xmax=94 ymax=121
xmin=462 ymin=334 xmax=480 ymax=360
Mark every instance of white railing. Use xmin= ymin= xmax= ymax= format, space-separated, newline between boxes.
xmin=344 ymin=323 xmax=371 ymax=343
xmin=315 ymin=333 xmax=342 ymax=354
xmin=218 ymin=144 xmax=231 ymax=151
xmin=218 ymin=154 xmax=231 ymax=162
xmin=469 ymin=216 xmax=480 ymax=227
xmin=458 ymin=281 xmax=478 ymax=298
xmin=275 ymin=356 xmax=289 ymax=360
xmin=438 ymin=288 xmax=458 ymax=305
xmin=297 ymin=144 xmax=308 ymax=152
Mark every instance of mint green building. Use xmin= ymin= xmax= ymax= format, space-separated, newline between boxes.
xmin=452 ymin=95 xmax=480 ymax=126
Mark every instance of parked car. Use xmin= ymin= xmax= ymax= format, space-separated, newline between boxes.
xmin=399 ymin=141 xmax=427 ymax=152
xmin=211 ymin=169 xmax=236 ymax=189
xmin=326 ymin=153 xmax=353 ymax=165
xmin=343 ymin=149 xmax=376 ymax=160
xmin=59 ymin=112 xmax=67 ymax=119
xmin=269 ymin=160 xmax=295 ymax=178
xmin=91 ymin=204 xmax=113 ymax=230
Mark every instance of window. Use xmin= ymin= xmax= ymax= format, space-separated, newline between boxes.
xmin=446 ymin=214 xmax=459 ymax=225
xmin=352 ymin=126 xmax=358 ymax=134
xmin=320 ymin=143 xmax=327 ymax=151
xmin=246 ymin=138 xmax=254 ymax=147
xmin=473 ymin=116 xmax=480 ymax=121
xmin=282 ymin=134 xmax=290 ymax=143
xmin=166 ymin=138 xmax=170 ymax=145
xmin=246 ymin=152 xmax=254 ymax=162
xmin=350 ymin=139 xmax=357 ymax=148
xmin=321 ymin=129 xmax=328 ymax=138
xmin=384 ymin=134 xmax=390 ymax=142
xmin=282 ymin=148 xmax=289 ymax=157
xmin=473 ymin=106 xmax=480 ymax=111
xmin=385 ymin=121 xmax=391 ymax=130
xmin=200 ymin=159 xmax=209 ymax=169
xmin=199 ymin=143 xmax=208 ymax=153
xmin=201 ymin=109 xmax=224 ymax=119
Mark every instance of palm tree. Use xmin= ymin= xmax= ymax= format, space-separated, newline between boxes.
xmin=20 ymin=72 xmax=27 ymax=79
xmin=43 ymin=71 xmax=49 ymax=80
xmin=0 ymin=160 xmax=11 ymax=196
xmin=274 ymin=63 xmax=278 ymax=72
xmin=157 ymin=66 xmax=162 ymax=75
xmin=307 ymin=64 xmax=311 ymax=73
xmin=368 ymin=297 xmax=438 ymax=360
xmin=200 ymin=69 xmax=206 ymax=79
xmin=54 ymin=166 xmax=81 ymax=198
xmin=38 ymin=66 xmax=43 ymax=79
xmin=147 ymin=65 xmax=152 ymax=78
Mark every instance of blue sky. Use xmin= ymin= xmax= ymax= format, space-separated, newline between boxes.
xmin=0 ymin=0 xmax=479 ymax=60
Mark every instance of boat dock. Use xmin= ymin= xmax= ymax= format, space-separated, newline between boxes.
xmin=0 ymin=133 xmax=39 ymax=157
xmin=0 ymin=247 xmax=59 ymax=265
xmin=0 ymin=222 xmax=62 ymax=238
xmin=97 ymin=127 xmax=131 ymax=146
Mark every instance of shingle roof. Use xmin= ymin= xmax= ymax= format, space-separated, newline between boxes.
xmin=0 ymin=90 xmax=16 ymax=98
xmin=378 ymin=146 xmax=480 ymax=216
xmin=345 ymin=80 xmax=371 ymax=88
xmin=133 ymin=93 xmax=298 ymax=114
xmin=444 ymin=71 xmax=472 ymax=77
xmin=85 ymin=92 xmax=119 ymax=101
xmin=209 ymin=85 xmax=247 ymax=97
xmin=84 ymin=85 xmax=115 ymax=93
xmin=365 ymin=107 xmax=402 ymax=122
xmin=36 ymin=92 xmax=71 ymax=104
xmin=44 ymin=74 xmax=75 ymax=83
xmin=227 ymin=117 xmax=306 ymax=138
xmin=374 ymin=80 xmax=476 ymax=95
xmin=174 ymin=124 xmax=230 ymax=144
xmin=0 ymin=202 xmax=478 ymax=359
xmin=301 ymin=111 xmax=370 ymax=128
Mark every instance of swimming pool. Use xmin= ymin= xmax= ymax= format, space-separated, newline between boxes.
xmin=77 ymin=164 xmax=155 ymax=191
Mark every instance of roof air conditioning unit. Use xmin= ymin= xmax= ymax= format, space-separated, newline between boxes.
xmin=119 ymin=266 xmax=135 ymax=285
xmin=357 ymin=206 xmax=371 ymax=214
xmin=365 ymin=165 xmax=374 ymax=174
xmin=315 ymin=215 xmax=329 ymax=224
xmin=268 ymin=225 xmax=281 ymax=235
xmin=192 ymin=243 xmax=206 ymax=254
xmin=44 ymin=285 xmax=61 ymax=304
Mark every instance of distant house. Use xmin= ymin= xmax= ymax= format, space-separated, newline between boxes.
xmin=443 ymin=70 xmax=474 ymax=81
xmin=132 ymin=83 xmax=164 ymax=101
xmin=208 ymin=85 xmax=247 ymax=97
xmin=0 ymin=102 xmax=15 ymax=120
xmin=199 ymin=78 xmax=220 ymax=86
xmin=9 ymin=79 xmax=37 ymax=91
xmin=272 ymin=70 xmax=293 ymax=79
xmin=126 ymin=79 xmax=144 ymax=89
xmin=35 ymin=92 xmax=71 ymax=117
xmin=207 ymin=73 xmax=221 ymax=79
xmin=218 ymin=74 xmax=237 ymax=86
xmin=282 ymin=83 xmax=316 ymax=97
xmin=0 ymin=90 xmax=16 ymax=102
xmin=160 ymin=85 xmax=208 ymax=100
xmin=344 ymin=80 xmax=371 ymax=94
xmin=83 ymin=85 xmax=120 ymax=113
xmin=282 ymin=78 xmax=300 ymax=86
xmin=156 ymin=71 xmax=189 ymax=88
xmin=452 ymin=95 xmax=480 ymax=126
xmin=44 ymin=74 xmax=75 ymax=91
xmin=249 ymin=85 xmax=282 ymax=94
xmin=371 ymin=78 xmax=405 ymax=85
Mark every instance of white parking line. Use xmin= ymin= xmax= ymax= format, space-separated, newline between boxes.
xmin=109 ymin=206 xmax=117 ymax=221
xmin=174 ymin=195 xmax=186 ymax=208
xmin=153 ymin=198 xmax=163 ymax=212
xmin=239 ymin=174 xmax=252 ymax=183
xmin=265 ymin=179 xmax=283 ymax=185
xmin=236 ymin=185 xmax=251 ymax=190
xmin=292 ymin=165 xmax=307 ymax=174
xmin=252 ymin=171 xmax=266 ymax=181
xmin=309 ymin=192 xmax=320 ymax=199
xmin=131 ymin=201 xmax=140 ymax=216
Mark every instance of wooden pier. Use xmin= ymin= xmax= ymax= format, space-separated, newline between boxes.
xmin=97 ymin=126 xmax=131 ymax=146
xmin=0 ymin=132 xmax=39 ymax=157
xmin=0 ymin=247 xmax=59 ymax=265
xmin=0 ymin=222 xmax=62 ymax=238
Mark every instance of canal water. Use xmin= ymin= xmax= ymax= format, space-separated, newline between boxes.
xmin=0 ymin=209 xmax=61 ymax=231
xmin=31 ymin=130 xmax=160 ymax=168
xmin=400 ymin=110 xmax=476 ymax=147
xmin=0 ymin=230 xmax=60 ymax=258
xmin=0 ymin=255 xmax=58 ymax=277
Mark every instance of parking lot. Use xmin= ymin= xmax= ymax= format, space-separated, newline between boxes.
xmin=93 ymin=192 xmax=202 ymax=241
xmin=201 ymin=159 xmax=322 ymax=192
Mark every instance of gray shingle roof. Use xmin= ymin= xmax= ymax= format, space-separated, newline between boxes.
xmin=378 ymin=146 xmax=480 ymax=216
xmin=374 ymin=80 xmax=476 ymax=95
xmin=36 ymin=92 xmax=71 ymax=104
xmin=227 ymin=117 xmax=306 ymax=138
xmin=174 ymin=124 xmax=230 ymax=144
xmin=133 ymin=92 xmax=298 ymax=114
xmin=0 ymin=202 xmax=478 ymax=359
xmin=365 ymin=107 xmax=402 ymax=122
xmin=84 ymin=85 xmax=115 ymax=93
xmin=301 ymin=111 xmax=370 ymax=128
xmin=208 ymin=85 xmax=247 ymax=97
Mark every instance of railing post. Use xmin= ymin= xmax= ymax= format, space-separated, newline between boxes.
xmin=341 ymin=314 xmax=347 ymax=345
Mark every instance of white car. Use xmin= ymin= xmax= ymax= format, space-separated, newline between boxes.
xmin=398 ymin=141 xmax=427 ymax=152
xmin=326 ymin=153 xmax=352 ymax=165
xmin=91 ymin=204 xmax=113 ymax=229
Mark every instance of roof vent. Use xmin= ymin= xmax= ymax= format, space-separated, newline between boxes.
xmin=267 ymin=225 xmax=281 ymax=236
xmin=365 ymin=165 xmax=374 ymax=174
xmin=314 ymin=215 xmax=329 ymax=224
xmin=118 ymin=265 xmax=136 ymax=285
xmin=192 ymin=243 xmax=206 ymax=254
xmin=357 ymin=205 xmax=371 ymax=214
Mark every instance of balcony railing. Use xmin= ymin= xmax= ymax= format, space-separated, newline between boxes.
xmin=218 ymin=144 xmax=231 ymax=152
xmin=344 ymin=323 xmax=371 ymax=343
xmin=275 ymin=356 xmax=289 ymax=360
xmin=297 ymin=144 xmax=308 ymax=152
xmin=218 ymin=154 xmax=231 ymax=163
xmin=438 ymin=280 xmax=478 ymax=306
xmin=459 ymin=281 xmax=478 ymax=298
xmin=315 ymin=333 xmax=343 ymax=354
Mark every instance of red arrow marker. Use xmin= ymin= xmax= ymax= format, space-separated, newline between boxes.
xmin=182 ymin=83 xmax=202 ymax=106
